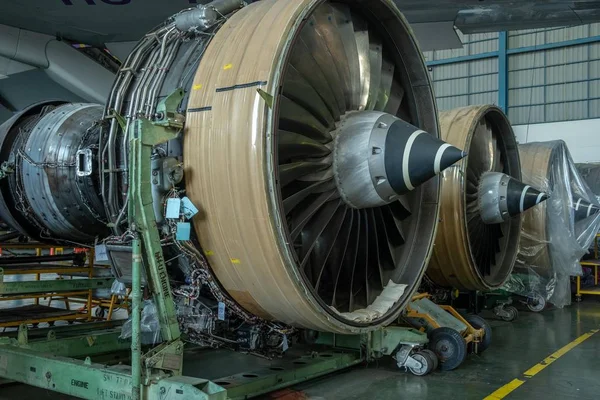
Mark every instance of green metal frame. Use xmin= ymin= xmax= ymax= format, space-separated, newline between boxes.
xmin=0 ymin=88 xmax=431 ymax=399
xmin=0 ymin=274 xmax=113 ymax=295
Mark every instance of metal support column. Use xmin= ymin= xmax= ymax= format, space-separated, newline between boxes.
xmin=498 ymin=31 xmax=509 ymax=113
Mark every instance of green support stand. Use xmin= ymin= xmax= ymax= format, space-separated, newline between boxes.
xmin=0 ymin=88 xmax=431 ymax=399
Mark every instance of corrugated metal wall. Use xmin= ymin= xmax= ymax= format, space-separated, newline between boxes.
xmin=424 ymin=23 xmax=600 ymax=125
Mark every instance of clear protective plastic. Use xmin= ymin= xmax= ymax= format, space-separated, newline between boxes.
xmin=110 ymin=279 xmax=128 ymax=296
xmin=120 ymin=300 xmax=162 ymax=345
xmin=503 ymin=140 xmax=600 ymax=308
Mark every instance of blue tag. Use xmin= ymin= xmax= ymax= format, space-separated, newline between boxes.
xmin=282 ymin=334 xmax=289 ymax=352
xmin=166 ymin=198 xmax=181 ymax=219
xmin=181 ymin=197 xmax=199 ymax=220
xmin=176 ymin=222 xmax=191 ymax=241
xmin=218 ymin=302 xmax=225 ymax=321
xmin=95 ymin=244 xmax=108 ymax=261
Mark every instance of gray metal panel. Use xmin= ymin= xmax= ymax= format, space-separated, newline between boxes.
xmin=509 ymin=53 xmax=545 ymax=70
xmin=509 ymin=69 xmax=544 ymax=88
xmin=508 ymin=105 xmax=544 ymax=125
xmin=437 ymin=96 xmax=469 ymax=111
xmin=470 ymin=58 xmax=498 ymax=74
xmin=590 ymin=80 xmax=600 ymax=97
xmin=434 ymin=78 xmax=469 ymax=97
xmin=546 ymin=62 xmax=588 ymax=84
xmin=432 ymin=63 xmax=469 ymax=79
xmin=545 ymin=101 xmax=588 ymax=122
xmin=546 ymin=46 xmax=588 ymax=65
xmin=591 ymin=60 xmax=600 ymax=78
xmin=467 ymin=37 xmax=498 ymax=54
xmin=546 ymin=82 xmax=588 ymax=102
xmin=591 ymin=43 xmax=600 ymax=59
xmin=545 ymin=25 xmax=589 ymax=44
xmin=508 ymin=31 xmax=545 ymax=48
xmin=470 ymin=91 xmax=498 ymax=105
xmin=591 ymin=99 xmax=600 ymax=118
xmin=435 ymin=47 xmax=468 ymax=60
xmin=509 ymin=87 xmax=544 ymax=106
xmin=470 ymin=74 xmax=498 ymax=92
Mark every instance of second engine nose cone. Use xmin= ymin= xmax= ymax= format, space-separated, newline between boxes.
xmin=479 ymin=171 xmax=548 ymax=224
xmin=334 ymin=111 xmax=466 ymax=209
xmin=573 ymin=197 xmax=600 ymax=221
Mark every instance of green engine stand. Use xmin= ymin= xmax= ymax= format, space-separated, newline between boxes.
xmin=0 ymin=91 xmax=431 ymax=399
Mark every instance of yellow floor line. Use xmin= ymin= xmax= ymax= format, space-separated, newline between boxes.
xmin=483 ymin=328 xmax=599 ymax=400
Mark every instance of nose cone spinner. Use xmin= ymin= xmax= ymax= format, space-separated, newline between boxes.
xmin=334 ymin=113 xmax=467 ymax=209
xmin=573 ymin=197 xmax=600 ymax=221
xmin=479 ymin=172 xmax=548 ymax=224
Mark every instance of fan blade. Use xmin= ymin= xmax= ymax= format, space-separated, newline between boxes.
xmin=290 ymin=38 xmax=341 ymax=120
xmin=331 ymin=3 xmax=361 ymax=109
xmin=367 ymin=209 xmax=385 ymax=296
xmin=375 ymin=207 xmax=401 ymax=268
xmin=300 ymin=17 xmax=346 ymax=114
xmin=279 ymin=95 xmax=333 ymax=143
xmin=278 ymin=130 xmax=332 ymax=160
xmin=336 ymin=210 xmax=360 ymax=311
xmin=289 ymin=191 xmax=337 ymax=240
xmin=350 ymin=210 xmax=369 ymax=310
xmin=366 ymin=34 xmax=383 ymax=110
xmin=312 ymin=4 xmax=352 ymax=111
xmin=283 ymin=65 xmax=335 ymax=129
xmin=384 ymin=79 xmax=405 ymax=116
xmin=375 ymin=55 xmax=395 ymax=111
xmin=322 ymin=210 xmax=354 ymax=305
xmin=389 ymin=197 xmax=411 ymax=220
xmin=468 ymin=122 xmax=494 ymax=175
xmin=312 ymin=206 xmax=348 ymax=289
xmin=283 ymin=179 xmax=335 ymax=214
xmin=300 ymin=199 xmax=342 ymax=267
xmin=279 ymin=161 xmax=329 ymax=187
xmin=352 ymin=13 xmax=371 ymax=110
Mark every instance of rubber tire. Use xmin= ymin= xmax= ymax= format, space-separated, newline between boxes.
xmin=500 ymin=306 xmax=518 ymax=322
xmin=420 ymin=348 xmax=439 ymax=371
xmin=527 ymin=293 xmax=546 ymax=312
xmin=464 ymin=314 xmax=492 ymax=353
xmin=428 ymin=327 xmax=467 ymax=371
xmin=408 ymin=352 xmax=432 ymax=376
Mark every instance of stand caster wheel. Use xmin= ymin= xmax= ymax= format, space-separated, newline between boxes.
xmin=498 ymin=305 xmax=518 ymax=322
xmin=464 ymin=315 xmax=492 ymax=353
xmin=575 ymin=295 xmax=583 ymax=302
xmin=420 ymin=348 xmax=439 ymax=371
xmin=428 ymin=327 xmax=467 ymax=371
xmin=527 ymin=293 xmax=546 ymax=312
xmin=95 ymin=307 xmax=107 ymax=318
xmin=407 ymin=351 xmax=435 ymax=376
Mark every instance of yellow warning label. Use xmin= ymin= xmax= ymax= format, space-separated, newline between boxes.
xmin=205 ymin=250 xmax=214 ymax=256
xmin=223 ymin=63 xmax=233 ymax=70
xmin=230 ymin=258 xmax=241 ymax=264
xmin=193 ymin=84 xmax=203 ymax=90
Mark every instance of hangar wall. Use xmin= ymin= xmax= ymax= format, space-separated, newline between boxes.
xmin=424 ymin=23 xmax=600 ymax=163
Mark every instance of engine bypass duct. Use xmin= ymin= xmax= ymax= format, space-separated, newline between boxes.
xmin=0 ymin=0 xmax=466 ymax=334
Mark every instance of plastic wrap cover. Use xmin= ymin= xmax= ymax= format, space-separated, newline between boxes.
xmin=505 ymin=140 xmax=600 ymax=307
xmin=120 ymin=300 xmax=162 ymax=345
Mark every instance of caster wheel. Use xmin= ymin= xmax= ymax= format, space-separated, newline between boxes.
xmin=527 ymin=293 xmax=546 ymax=312
xmin=464 ymin=314 xmax=492 ymax=353
xmin=575 ymin=295 xmax=583 ymax=303
xmin=95 ymin=307 xmax=107 ymax=318
xmin=420 ymin=348 xmax=439 ymax=371
xmin=500 ymin=306 xmax=518 ymax=322
xmin=428 ymin=327 xmax=467 ymax=371
xmin=408 ymin=351 xmax=434 ymax=376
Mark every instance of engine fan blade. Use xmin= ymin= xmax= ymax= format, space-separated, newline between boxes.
xmin=279 ymin=95 xmax=333 ymax=143
xmin=331 ymin=3 xmax=361 ymax=109
xmin=366 ymin=34 xmax=383 ymax=110
xmin=278 ymin=130 xmax=332 ymax=161
xmin=375 ymin=55 xmax=395 ymax=111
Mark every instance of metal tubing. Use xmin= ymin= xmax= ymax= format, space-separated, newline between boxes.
xmin=174 ymin=0 xmax=243 ymax=31
xmin=131 ymin=238 xmax=142 ymax=400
